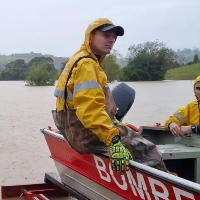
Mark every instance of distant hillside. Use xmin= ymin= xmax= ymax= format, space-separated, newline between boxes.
xmin=0 ymin=52 xmax=128 ymax=71
xmin=176 ymin=48 xmax=200 ymax=64
xmin=116 ymin=57 xmax=128 ymax=67
xmin=1 ymin=47 xmax=200 ymax=72
xmin=0 ymin=52 xmax=69 ymax=70
xmin=165 ymin=63 xmax=200 ymax=80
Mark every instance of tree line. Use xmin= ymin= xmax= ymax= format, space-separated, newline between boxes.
xmin=0 ymin=57 xmax=58 ymax=86
xmin=0 ymin=40 xmax=200 ymax=84
xmin=103 ymin=41 xmax=199 ymax=81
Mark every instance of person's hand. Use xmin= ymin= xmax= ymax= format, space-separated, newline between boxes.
xmin=169 ymin=122 xmax=183 ymax=136
xmin=180 ymin=126 xmax=192 ymax=135
xmin=109 ymin=140 xmax=133 ymax=174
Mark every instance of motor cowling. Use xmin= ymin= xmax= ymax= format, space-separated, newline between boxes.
xmin=111 ymin=82 xmax=135 ymax=121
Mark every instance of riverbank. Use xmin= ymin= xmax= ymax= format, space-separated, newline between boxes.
xmin=165 ymin=63 xmax=200 ymax=80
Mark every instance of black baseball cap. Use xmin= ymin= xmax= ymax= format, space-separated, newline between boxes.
xmin=97 ymin=24 xmax=124 ymax=36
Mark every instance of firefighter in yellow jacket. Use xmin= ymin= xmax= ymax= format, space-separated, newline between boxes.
xmin=53 ymin=18 xmax=169 ymax=174
xmin=54 ymin=18 xmax=133 ymax=174
xmin=164 ymin=75 xmax=200 ymax=136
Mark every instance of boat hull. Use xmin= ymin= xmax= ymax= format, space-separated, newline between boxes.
xmin=42 ymin=128 xmax=200 ymax=200
xmin=54 ymin=160 xmax=125 ymax=199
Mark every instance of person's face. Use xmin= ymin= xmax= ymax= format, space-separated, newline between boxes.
xmin=194 ymin=82 xmax=200 ymax=100
xmin=90 ymin=30 xmax=117 ymax=55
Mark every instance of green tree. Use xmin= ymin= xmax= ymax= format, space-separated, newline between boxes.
xmin=101 ymin=53 xmax=123 ymax=82
xmin=123 ymin=40 xmax=178 ymax=81
xmin=193 ymin=54 xmax=199 ymax=64
xmin=25 ymin=61 xmax=57 ymax=86
xmin=28 ymin=57 xmax=53 ymax=66
xmin=0 ymin=59 xmax=28 ymax=80
xmin=60 ymin=60 xmax=69 ymax=73
xmin=28 ymin=57 xmax=57 ymax=72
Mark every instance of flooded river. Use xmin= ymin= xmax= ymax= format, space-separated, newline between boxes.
xmin=0 ymin=80 xmax=195 ymax=199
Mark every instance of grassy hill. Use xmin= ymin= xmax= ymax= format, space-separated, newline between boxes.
xmin=165 ymin=63 xmax=200 ymax=80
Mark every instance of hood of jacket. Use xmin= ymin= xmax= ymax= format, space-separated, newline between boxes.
xmin=194 ymin=76 xmax=200 ymax=87
xmin=74 ymin=18 xmax=115 ymax=64
xmin=194 ymin=75 xmax=200 ymax=101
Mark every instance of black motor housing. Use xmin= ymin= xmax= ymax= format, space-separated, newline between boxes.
xmin=111 ymin=82 xmax=135 ymax=121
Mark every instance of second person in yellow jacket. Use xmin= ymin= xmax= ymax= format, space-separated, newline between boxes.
xmin=164 ymin=75 xmax=200 ymax=136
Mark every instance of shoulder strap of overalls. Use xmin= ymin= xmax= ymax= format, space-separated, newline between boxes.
xmin=64 ymin=55 xmax=96 ymax=109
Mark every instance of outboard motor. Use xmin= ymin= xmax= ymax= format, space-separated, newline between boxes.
xmin=111 ymin=82 xmax=135 ymax=121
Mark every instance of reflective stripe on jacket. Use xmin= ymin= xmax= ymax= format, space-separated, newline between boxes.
xmin=164 ymin=75 xmax=200 ymax=129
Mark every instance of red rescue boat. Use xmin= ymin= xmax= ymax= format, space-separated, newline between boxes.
xmin=2 ymin=125 xmax=200 ymax=200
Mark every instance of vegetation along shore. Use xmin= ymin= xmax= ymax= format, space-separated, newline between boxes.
xmin=0 ymin=40 xmax=199 ymax=85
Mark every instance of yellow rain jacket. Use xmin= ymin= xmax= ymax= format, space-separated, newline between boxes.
xmin=54 ymin=18 xmax=119 ymax=146
xmin=164 ymin=76 xmax=200 ymax=129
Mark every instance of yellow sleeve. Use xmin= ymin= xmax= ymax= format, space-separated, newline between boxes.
xmin=164 ymin=105 xmax=189 ymax=129
xmin=73 ymin=59 xmax=119 ymax=146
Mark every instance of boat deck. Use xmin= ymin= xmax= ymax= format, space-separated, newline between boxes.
xmin=140 ymin=126 xmax=200 ymax=184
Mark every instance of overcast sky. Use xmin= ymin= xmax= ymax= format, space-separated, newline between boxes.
xmin=0 ymin=0 xmax=199 ymax=57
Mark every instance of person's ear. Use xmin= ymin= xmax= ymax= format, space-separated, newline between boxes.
xmin=90 ymin=34 xmax=94 ymax=44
